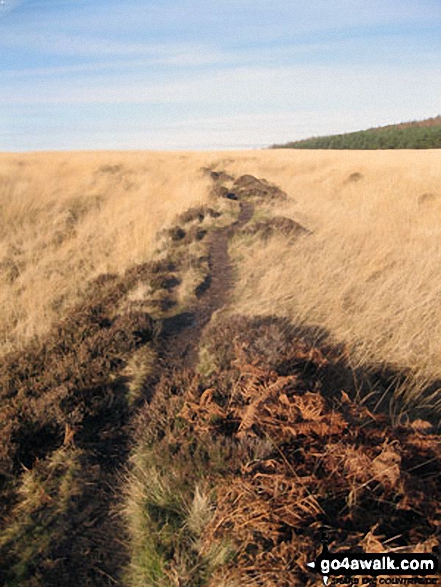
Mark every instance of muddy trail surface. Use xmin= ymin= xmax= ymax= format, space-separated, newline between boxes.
xmin=1 ymin=171 xmax=288 ymax=587
xmin=156 ymin=169 xmax=295 ymax=373
xmin=160 ymin=199 xmax=254 ymax=370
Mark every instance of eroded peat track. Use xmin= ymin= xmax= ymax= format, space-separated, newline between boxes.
xmin=0 ymin=171 xmax=282 ymax=586
xmin=160 ymin=198 xmax=254 ymax=370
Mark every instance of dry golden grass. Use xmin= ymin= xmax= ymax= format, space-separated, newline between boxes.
xmin=0 ymin=151 xmax=212 ymax=354
xmin=2 ymin=148 xmax=441 ymax=397
xmin=222 ymin=150 xmax=441 ymax=391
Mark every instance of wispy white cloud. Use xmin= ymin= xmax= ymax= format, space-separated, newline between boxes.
xmin=1 ymin=30 xmax=195 ymax=57
xmin=2 ymin=30 xmax=438 ymax=80
xmin=1 ymin=46 xmax=225 ymax=78
xmin=2 ymin=64 xmax=440 ymax=109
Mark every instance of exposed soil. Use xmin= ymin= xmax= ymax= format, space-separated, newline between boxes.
xmin=160 ymin=199 xmax=253 ymax=369
xmin=232 ymin=174 xmax=288 ymax=202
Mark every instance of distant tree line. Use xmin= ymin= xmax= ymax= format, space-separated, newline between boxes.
xmin=272 ymin=118 xmax=441 ymax=150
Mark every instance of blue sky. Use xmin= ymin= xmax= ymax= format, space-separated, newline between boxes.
xmin=1 ymin=0 xmax=440 ymax=150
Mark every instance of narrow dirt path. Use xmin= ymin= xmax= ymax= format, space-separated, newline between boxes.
xmin=55 ymin=196 xmax=254 ymax=586
xmin=0 ymin=176 xmax=257 ymax=587
xmin=160 ymin=200 xmax=254 ymax=369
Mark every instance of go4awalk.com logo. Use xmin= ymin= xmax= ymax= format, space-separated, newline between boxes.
xmin=307 ymin=544 xmax=439 ymax=586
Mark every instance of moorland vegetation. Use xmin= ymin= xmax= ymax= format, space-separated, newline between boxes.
xmin=0 ymin=149 xmax=440 ymax=586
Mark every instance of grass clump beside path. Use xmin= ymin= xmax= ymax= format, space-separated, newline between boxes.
xmin=123 ymin=371 xmax=236 ymax=587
